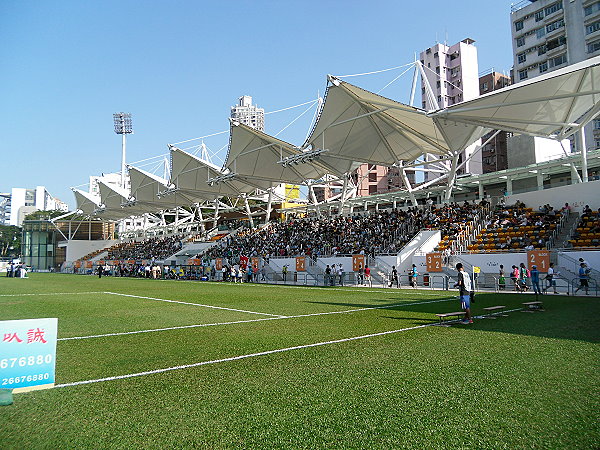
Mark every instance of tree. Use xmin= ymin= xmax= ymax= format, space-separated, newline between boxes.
xmin=0 ymin=225 xmax=21 ymax=257
xmin=24 ymin=210 xmax=68 ymax=221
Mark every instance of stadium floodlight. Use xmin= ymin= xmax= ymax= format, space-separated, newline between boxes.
xmin=157 ymin=187 xmax=179 ymax=198
xmin=278 ymin=148 xmax=328 ymax=167
xmin=113 ymin=113 xmax=133 ymax=189
xmin=207 ymin=173 xmax=238 ymax=186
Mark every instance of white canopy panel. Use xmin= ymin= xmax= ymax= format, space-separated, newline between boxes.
xmin=97 ymin=180 xmax=150 ymax=220
xmin=303 ymin=76 xmax=482 ymax=166
xmin=72 ymin=188 xmax=101 ymax=216
xmin=435 ymin=55 xmax=600 ymax=139
xmin=225 ymin=121 xmax=340 ymax=187
xmin=169 ymin=147 xmax=254 ymax=202
xmin=128 ymin=166 xmax=198 ymax=211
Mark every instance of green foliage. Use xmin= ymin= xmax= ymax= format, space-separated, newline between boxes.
xmin=23 ymin=210 xmax=69 ymax=221
xmin=0 ymin=224 xmax=21 ymax=257
xmin=0 ymin=275 xmax=598 ymax=447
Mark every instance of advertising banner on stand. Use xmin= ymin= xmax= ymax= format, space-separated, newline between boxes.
xmin=0 ymin=318 xmax=58 ymax=393
xmin=426 ymin=253 xmax=443 ymax=272
xmin=296 ymin=256 xmax=306 ymax=272
xmin=527 ymin=250 xmax=550 ymax=272
xmin=352 ymin=255 xmax=365 ymax=272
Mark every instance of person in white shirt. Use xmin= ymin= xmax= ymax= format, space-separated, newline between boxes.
xmin=544 ymin=263 xmax=559 ymax=294
xmin=454 ymin=263 xmax=473 ymax=324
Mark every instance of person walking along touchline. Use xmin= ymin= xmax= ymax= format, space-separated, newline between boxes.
xmin=454 ymin=263 xmax=473 ymax=324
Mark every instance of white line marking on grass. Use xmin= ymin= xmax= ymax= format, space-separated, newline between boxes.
xmin=290 ymin=296 xmax=456 ymax=318
xmin=58 ymin=317 xmax=282 ymax=341
xmin=54 ymin=322 xmax=436 ymax=388
xmin=0 ymin=291 xmax=107 ymax=297
xmin=54 ymin=307 xmax=522 ymax=388
xmin=230 ymin=282 xmax=452 ymax=296
xmin=100 ymin=275 xmax=451 ymax=296
xmin=103 ymin=291 xmax=285 ymax=317
xmin=58 ymin=297 xmax=456 ymax=341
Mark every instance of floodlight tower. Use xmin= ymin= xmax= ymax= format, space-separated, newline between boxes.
xmin=113 ymin=112 xmax=133 ymax=189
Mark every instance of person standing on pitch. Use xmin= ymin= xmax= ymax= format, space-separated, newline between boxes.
xmin=454 ymin=263 xmax=473 ymax=324
xmin=390 ymin=265 xmax=399 ymax=288
xmin=357 ymin=264 xmax=364 ymax=285
xmin=530 ymin=265 xmax=542 ymax=298
xmin=498 ymin=264 xmax=506 ymax=290
xmin=544 ymin=262 xmax=558 ymax=294
xmin=410 ymin=264 xmax=418 ymax=288
xmin=574 ymin=263 xmax=590 ymax=295
xmin=364 ymin=265 xmax=372 ymax=287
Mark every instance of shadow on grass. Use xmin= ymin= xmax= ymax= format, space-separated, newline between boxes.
xmin=308 ymin=293 xmax=600 ymax=344
xmin=380 ymin=316 xmax=438 ymax=324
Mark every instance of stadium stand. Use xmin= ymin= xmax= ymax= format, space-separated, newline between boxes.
xmin=569 ymin=205 xmax=600 ymax=248
xmin=202 ymin=201 xmax=491 ymax=261
xmin=106 ymin=235 xmax=183 ymax=261
xmin=467 ymin=202 xmax=562 ymax=252
xmin=203 ymin=209 xmax=422 ymax=260
xmin=428 ymin=201 xmax=489 ymax=253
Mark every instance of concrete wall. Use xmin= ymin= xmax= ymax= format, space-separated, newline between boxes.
xmin=507 ymin=135 xmax=569 ymax=169
xmin=267 ymin=258 xmax=297 ymax=272
xmin=455 ymin=252 xmax=528 ymax=274
xmin=65 ymin=239 xmax=118 ymax=262
xmin=506 ymin=179 xmax=600 ymax=213
xmin=558 ymin=250 xmax=600 ymax=274
xmin=316 ymin=257 xmax=353 ymax=273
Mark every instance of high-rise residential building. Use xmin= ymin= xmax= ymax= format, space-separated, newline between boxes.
xmin=420 ymin=38 xmax=482 ymax=178
xmin=510 ymin=0 xmax=600 ymax=151
xmin=478 ymin=70 xmax=513 ymax=172
xmin=419 ymin=38 xmax=480 ymax=111
xmin=230 ymin=95 xmax=265 ymax=131
xmin=352 ymin=165 xmax=414 ymax=197
xmin=0 ymin=186 xmax=68 ymax=227
xmin=89 ymin=173 xmax=123 ymax=196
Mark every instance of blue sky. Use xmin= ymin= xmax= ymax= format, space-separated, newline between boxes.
xmin=0 ymin=1 xmax=516 ymax=208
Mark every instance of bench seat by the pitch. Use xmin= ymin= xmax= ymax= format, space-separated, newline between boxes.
xmin=523 ymin=301 xmax=544 ymax=311
xmin=483 ymin=305 xmax=507 ymax=317
xmin=435 ymin=312 xmax=464 ymax=324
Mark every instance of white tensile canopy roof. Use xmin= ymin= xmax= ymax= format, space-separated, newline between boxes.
xmin=224 ymin=121 xmax=341 ymax=188
xmin=303 ymin=76 xmax=485 ymax=168
xmin=97 ymin=180 xmax=151 ymax=220
xmin=128 ymin=166 xmax=198 ymax=211
xmin=169 ymin=146 xmax=254 ymax=202
xmin=435 ymin=55 xmax=600 ymax=139
xmin=72 ymin=188 xmax=101 ymax=216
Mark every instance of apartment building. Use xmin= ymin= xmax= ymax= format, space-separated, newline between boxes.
xmin=511 ymin=0 xmax=600 ymax=150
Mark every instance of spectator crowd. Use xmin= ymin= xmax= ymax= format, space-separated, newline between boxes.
xmin=107 ymin=235 xmax=183 ymax=261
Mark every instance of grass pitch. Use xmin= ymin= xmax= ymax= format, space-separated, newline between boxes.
xmin=0 ymin=274 xmax=599 ymax=448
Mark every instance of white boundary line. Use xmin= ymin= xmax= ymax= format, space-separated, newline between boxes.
xmin=56 ymin=308 xmax=524 ymax=388
xmin=54 ymin=309 xmax=523 ymax=388
xmin=231 ymin=282 xmax=452 ymax=296
xmin=54 ymin=322 xmax=436 ymax=388
xmin=92 ymin=275 xmax=452 ymax=296
xmin=58 ymin=317 xmax=281 ymax=341
xmin=58 ymin=296 xmax=456 ymax=341
xmin=0 ymin=291 xmax=106 ymax=297
xmin=103 ymin=291 xmax=285 ymax=317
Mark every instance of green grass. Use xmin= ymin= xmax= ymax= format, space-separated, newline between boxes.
xmin=0 ymin=274 xmax=598 ymax=448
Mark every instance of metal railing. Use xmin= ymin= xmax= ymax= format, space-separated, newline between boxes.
xmin=489 ymin=274 xmax=598 ymax=297
xmin=558 ymin=251 xmax=600 ymax=279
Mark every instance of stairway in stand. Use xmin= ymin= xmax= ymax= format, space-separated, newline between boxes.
xmin=550 ymin=212 xmax=580 ymax=249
